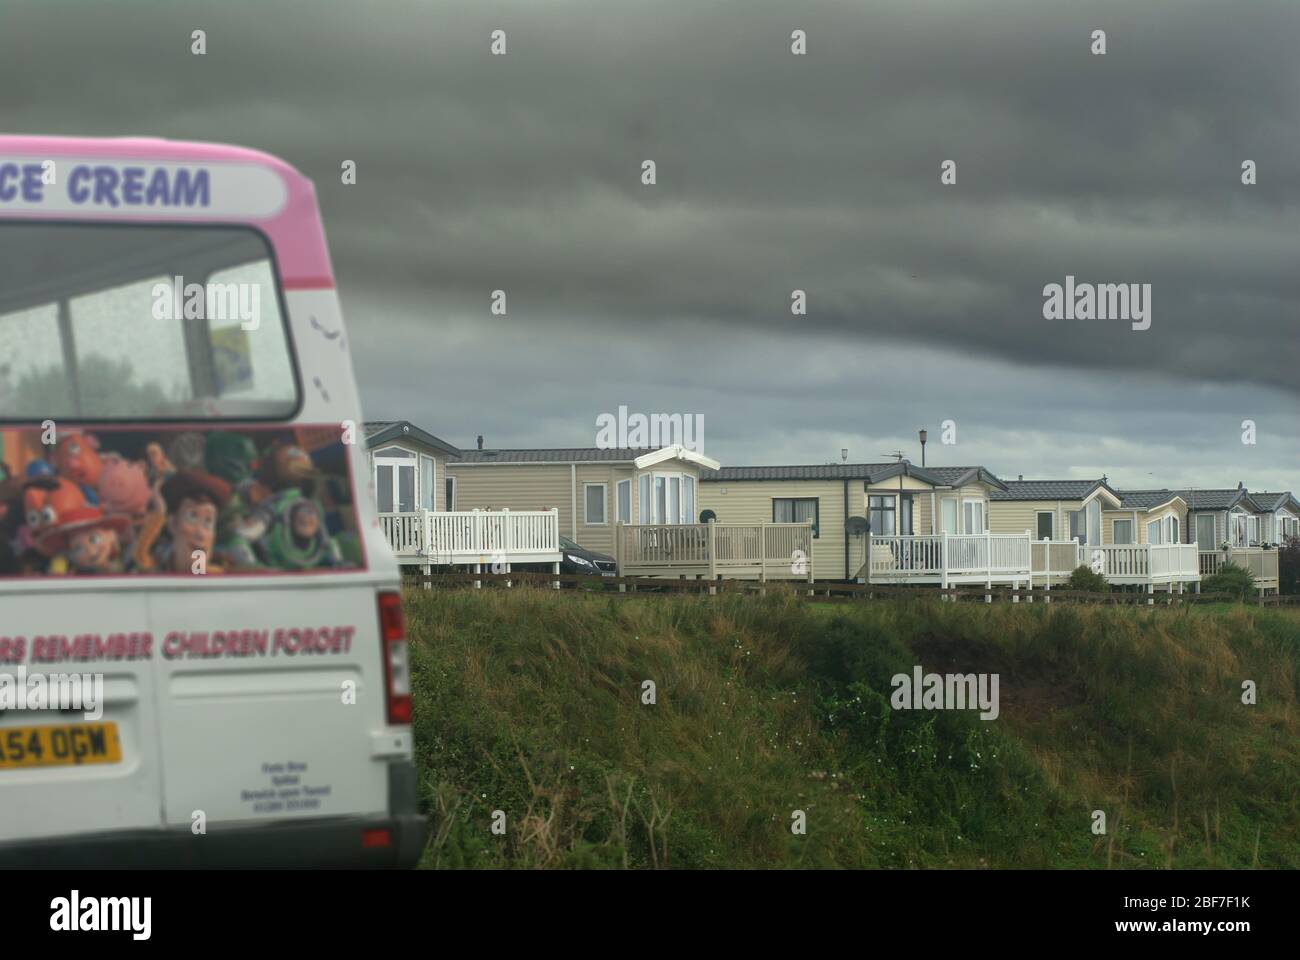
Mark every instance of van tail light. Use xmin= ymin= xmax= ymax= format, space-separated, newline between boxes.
xmin=378 ymin=591 xmax=412 ymax=725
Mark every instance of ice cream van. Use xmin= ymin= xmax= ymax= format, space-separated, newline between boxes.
xmin=0 ymin=136 xmax=424 ymax=867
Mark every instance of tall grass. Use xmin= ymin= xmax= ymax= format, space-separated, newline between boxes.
xmin=405 ymin=586 xmax=1300 ymax=869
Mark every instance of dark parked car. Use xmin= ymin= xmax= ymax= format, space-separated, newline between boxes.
xmin=559 ymin=535 xmax=617 ymax=576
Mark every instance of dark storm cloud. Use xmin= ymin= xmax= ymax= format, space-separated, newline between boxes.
xmin=2 ymin=0 xmax=1295 ymax=481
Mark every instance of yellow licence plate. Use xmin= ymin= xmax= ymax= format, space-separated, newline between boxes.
xmin=0 ymin=722 xmax=122 ymax=769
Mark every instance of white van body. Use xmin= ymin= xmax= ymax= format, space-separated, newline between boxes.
xmin=0 ymin=136 xmax=424 ymax=866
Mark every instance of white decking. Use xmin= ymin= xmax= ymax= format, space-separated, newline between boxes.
xmin=1081 ymin=543 xmax=1201 ymax=586
xmin=865 ymin=533 xmax=1035 ymax=586
xmin=379 ymin=508 xmax=562 ymax=566
xmin=1199 ymin=547 xmax=1280 ymax=593
xmin=865 ymin=533 xmax=1204 ymax=591
xmin=615 ymin=521 xmax=815 ymax=581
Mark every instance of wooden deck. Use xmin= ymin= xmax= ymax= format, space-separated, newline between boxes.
xmin=615 ymin=521 xmax=815 ymax=581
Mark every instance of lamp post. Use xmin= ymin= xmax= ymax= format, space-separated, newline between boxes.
xmin=918 ymin=429 xmax=928 ymax=467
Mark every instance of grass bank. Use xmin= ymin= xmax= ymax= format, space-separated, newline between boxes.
xmin=405 ymin=587 xmax=1299 ymax=869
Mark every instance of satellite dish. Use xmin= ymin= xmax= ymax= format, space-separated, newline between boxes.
xmin=699 ymin=509 xmax=717 ymax=523
xmin=845 ymin=515 xmax=870 ymax=536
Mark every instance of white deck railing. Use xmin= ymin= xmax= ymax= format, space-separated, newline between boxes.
xmin=868 ymin=533 xmax=1032 ymax=584
xmin=1080 ymin=543 xmax=1199 ymax=584
xmin=616 ymin=521 xmax=814 ymax=580
xmin=378 ymin=508 xmax=561 ymax=563
xmin=1199 ymin=547 xmax=1279 ymax=588
xmin=1031 ymin=540 xmax=1084 ymax=583
xmin=867 ymin=533 xmax=1202 ymax=587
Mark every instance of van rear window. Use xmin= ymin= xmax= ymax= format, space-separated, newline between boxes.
xmin=0 ymin=223 xmax=298 ymax=421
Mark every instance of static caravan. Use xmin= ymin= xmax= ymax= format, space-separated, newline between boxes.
xmin=446 ymin=443 xmax=719 ymax=560
xmin=365 ymin=420 xmax=460 ymax=515
xmin=1177 ymin=487 xmax=1280 ymax=592
xmin=989 ymin=481 xmax=1200 ymax=590
xmin=988 ymin=478 xmax=1123 ymax=545
xmin=698 ymin=461 xmax=1007 ymax=582
xmin=365 ymin=421 xmax=562 ymax=572
xmin=1105 ymin=490 xmax=1189 ymax=546
xmin=1251 ymin=492 xmax=1300 ymax=545
xmin=1177 ymin=487 xmax=1268 ymax=551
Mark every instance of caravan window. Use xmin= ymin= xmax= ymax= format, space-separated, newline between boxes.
xmin=1070 ymin=502 xmax=1101 ymax=544
xmin=374 ymin=447 xmax=416 ymax=513
xmin=899 ymin=495 xmax=913 ymax=536
xmin=1086 ymin=500 xmax=1101 ymax=545
xmin=635 ymin=471 xmax=692 ymax=523
xmin=1195 ymin=514 xmax=1215 ymax=550
xmin=616 ymin=479 xmax=631 ymax=523
xmin=584 ymin=483 xmax=607 ymax=525
xmin=420 ymin=455 xmax=436 ymax=510
xmin=868 ymin=495 xmax=895 ymax=536
xmin=774 ymin=497 xmax=819 ymax=537
xmin=940 ymin=497 xmax=957 ymax=534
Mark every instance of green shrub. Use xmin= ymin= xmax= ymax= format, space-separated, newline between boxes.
xmin=1064 ymin=564 xmax=1109 ymax=593
xmin=1201 ymin=562 xmax=1256 ymax=601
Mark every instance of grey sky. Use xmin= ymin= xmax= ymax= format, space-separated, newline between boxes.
xmin=3 ymin=0 xmax=1296 ymax=489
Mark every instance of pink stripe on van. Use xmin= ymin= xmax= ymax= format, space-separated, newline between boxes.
xmin=0 ymin=135 xmax=335 ymax=290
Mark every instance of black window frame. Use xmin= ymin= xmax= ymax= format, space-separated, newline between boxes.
xmin=773 ymin=496 xmax=820 ymax=538
xmin=867 ymin=493 xmax=897 ymax=537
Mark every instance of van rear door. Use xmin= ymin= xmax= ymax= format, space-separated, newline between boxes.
xmin=146 ymin=579 xmax=402 ymax=828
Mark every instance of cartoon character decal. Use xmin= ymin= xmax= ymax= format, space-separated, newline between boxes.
xmin=37 ymin=505 xmax=132 ymax=574
xmin=22 ymin=471 xmax=90 ymax=556
xmin=0 ymin=425 xmax=364 ymax=577
xmin=98 ymin=453 xmax=154 ymax=521
xmin=248 ymin=489 xmax=343 ymax=570
xmin=144 ymin=441 xmax=177 ymax=484
xmin=134 ymin=470 xmax=232 ymax=574
xmin=52 ymin=430 xmax=104 ymax=504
